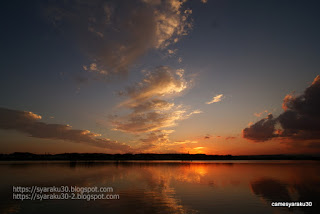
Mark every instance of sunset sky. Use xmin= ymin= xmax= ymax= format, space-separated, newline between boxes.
xmin=1 ymin=0 xmax=320 ymax=155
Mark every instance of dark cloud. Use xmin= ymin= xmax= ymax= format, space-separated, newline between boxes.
xmin=278 ymin=75 xmax=320 ymax=140
xmin=242 ymin=75 xmax=320 ymax=145
xmin=242 ymin=114 xmax=277 ymax=142
xmin=0 ymin=107 xmax=132 ymax=153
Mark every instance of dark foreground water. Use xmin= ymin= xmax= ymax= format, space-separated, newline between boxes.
xmin=0 ymin=161 xmax=319 ymax=214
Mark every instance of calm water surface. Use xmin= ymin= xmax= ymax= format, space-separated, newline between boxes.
xmin=0 ymin=161 xmax=319 ymax=214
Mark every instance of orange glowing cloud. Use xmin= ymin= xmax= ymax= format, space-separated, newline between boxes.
xmin=111 ymin=66 xmax=201 ymax=152
xmin=206 ymin=94 xmax=224 ymax=104
xmin=282 ymin=93 xmax=295 ymax=111
xmin=254 ymin=110 xmax=269 ymax=117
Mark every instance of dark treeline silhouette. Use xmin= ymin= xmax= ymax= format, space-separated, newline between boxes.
xmin=0 ymin=152 xmax=319 ymax=161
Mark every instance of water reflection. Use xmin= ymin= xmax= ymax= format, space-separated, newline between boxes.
xmin=251 ymin=176 xmax=320 ymax=214
xmin=0 ymin=161 xmax=319 ymax=214
xmin=251 ymin=178 xmax=292 ymax=201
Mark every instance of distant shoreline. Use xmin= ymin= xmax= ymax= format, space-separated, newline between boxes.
xmin=1 ymin=152 xmax=320 ymax=161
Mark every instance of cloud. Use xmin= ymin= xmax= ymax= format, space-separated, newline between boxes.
xmin=193 ymin=146 xmax=204 ymax=149
xmin=242 ymin=75 xmax=320 ymax=145
xmin=225 ymin=136 xmax=236 ymax=140
xmin=46 ymin=0 xmax=193 ymax=78
xmin=277 ymin=76 xmax=320 ymax=141
xmin=0 ymin=107 xmax=132 ymax=153
xmin=112 ymin=66 xmax=199 ymax=134
xmin=135 ymin=130 xmax=171 ymax=152
xmin=167 ymin=49 xmax=178 ymax=56
xmin=131 ymin=131 xmax=202 ymax=153
xmin=242 ymin=114 xmax=278 ymax=142
xmin=206 ymin=94 xmax=224 ymax=104
xmin=112 ymin=107 xmax=193 ymax=133
xmin=111 ymin=66 xmax=201 ymax=150
xmin=119 ymin=66 xmax=188 ymax=104
xmin=203 ymin=135 xmax=236 ymax=141
xmin=169 ymin=140 xmax=199 ymax=145
xmin=131 ymin=99 xmax=175 ymax=114
xmin=254 ymin=110 xmax=269 ymax=117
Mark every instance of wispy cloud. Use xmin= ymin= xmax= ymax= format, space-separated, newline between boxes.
xmin=118 ymin=66 xmax=188 ymax=105
xmin=112 ymin=66 xmax=200 ymax=134
xmin=193 ymin=146 xmax=205 ymax=150
xmin=111 ymin=66 xmax=201 ymax=150
xmin=206 ymin=94 xmax=224 ymax=104
xmin=47 ymin=0 xmax=193 ymax=78
xmin=0 ymin=107 xmax=132 ymax=153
